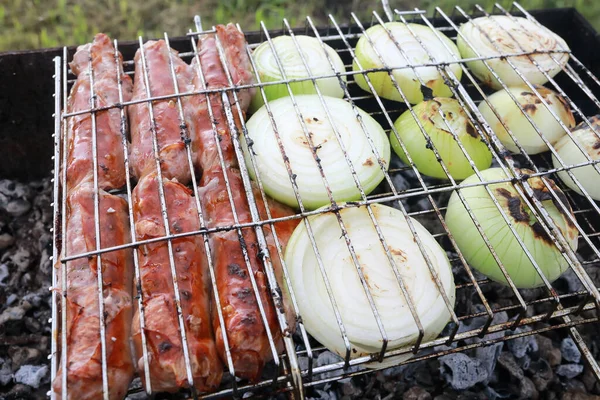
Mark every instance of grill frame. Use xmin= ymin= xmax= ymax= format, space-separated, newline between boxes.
xmin=49 ymin=2 xmax=600 ymax=399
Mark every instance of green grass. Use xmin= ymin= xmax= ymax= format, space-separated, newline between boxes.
xmin=0 ymin=0 xmax=599 ymax=51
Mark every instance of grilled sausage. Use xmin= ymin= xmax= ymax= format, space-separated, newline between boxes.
xmin=132 ymin=172 xmax=222 ymax=393
xmin=129 ymin=40 xmax=195 ymax=184
xmin=52 ymin=182 xmax=134 ymax=400
xmin=191 ymin=25 xmax=298 ymax=381
xmin=66 ymin=33 xmax=132 ymax=191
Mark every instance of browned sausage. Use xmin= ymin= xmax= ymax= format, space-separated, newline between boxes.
xmin=132 ymin=171 xmax=222 ymax=393
xmin=52 ymin=182 xmax=134 ymax=400
xmin=128 ymin=40 xmax=195 ymax=184
xmin=66 ymin=33 xmax=132 ymax=191
xmin=191 ymin=25 xmax=298 ymax=382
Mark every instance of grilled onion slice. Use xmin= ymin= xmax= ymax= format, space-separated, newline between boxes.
xmin=353 ymin=22 xmax=462 ymax=104
xmin=391 ymin=97 xmax=492 ymax=180
xmin=285 ymin=203 xmax=455 ymax=366
xmin=249 ymin=35 xmax=346 ymax=113
xmin=478 ymin=85 xmax=575 ymax=155
xmin=553 ymin=116 xmax=600 ymax=200
xmin=457 ymin=16 xmax=569 ymax=89
xmin=445 ymin=168 xmax=578 ymax=289
xmin=241 ymin=95 xmax=390 ymax=210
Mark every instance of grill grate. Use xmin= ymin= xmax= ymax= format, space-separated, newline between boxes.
xmin=50 ymin=2 xmax=600 ymax=399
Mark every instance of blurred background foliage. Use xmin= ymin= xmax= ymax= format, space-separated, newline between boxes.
xmin=0 ymin=0 xmax=598 ymax=51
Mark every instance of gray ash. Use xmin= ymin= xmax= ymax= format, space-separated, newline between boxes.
xmin=0 ymin=178 xmax=52 ymax=399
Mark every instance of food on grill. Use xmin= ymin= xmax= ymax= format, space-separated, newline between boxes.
xmin=553 ymin=116 xmax=600 ymax=200
xmin=445 ymin=168 xmax=578 ymax=288
xmin=391 ymin=97 xmax=492 ymax=180
xmin=249 ymin=35 xmax=346 ymax=113
xmin=52 ymin=182 xmax=134 ymax=400
xmin=352 ymin=22 xmax=462 ymax=104
xmin=215 ymin=24 xmax=257 ymax=113
xmin=191 ymin=25 xmax=298 ymax=382
xmin=242 ymin=95 xmax=390 ymax=209
xmin=66 ymin=33 xmax=132 ymax=191
xmin=132 ymin=172 xmax=222 ymax=393
xmin=284 ymin=203 xmax=455 ymax=367
xmin=457 ymin=16 xmax=570 ymax=90
xmin=129 ymin=40 xmax=194 ymax=184
xmin=478 ymin=85 xmax=575 ymax=154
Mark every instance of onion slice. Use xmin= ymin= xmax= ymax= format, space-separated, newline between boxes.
xmin=242 ymin=95 xmax=390 ymax=210
xmin=478 ymin=85 xmax=575 ymax=155
xmin=457 ymin=16 xmax=569 ymax=89
xmin=249 ymin=35 xmax=346 ymax=113
xmin=352 ymin=22 xmax=462 ymax=104
xmin=553 ymin=116 xmax=600 ymax=200
xmin=391 ymin=97 xmax=492 ymax=180
xmin=284 ymin=203 xmax=455 ymax=366
xmin=445 ymin=168 xmax=578 ymax=289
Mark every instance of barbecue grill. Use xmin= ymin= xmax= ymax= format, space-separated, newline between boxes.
xmin=44 ymin=1 xmax=600 ymax=399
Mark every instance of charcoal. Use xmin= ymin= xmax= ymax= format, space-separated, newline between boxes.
xmin=403 ymin=386 xmax=432 ymax=400
xmin=560 ymin=390 xmax=599 ymax=400
xmin=564 ymin=379 xmax=588 ymax=393
xmin=0 ymin=304 xmax=29 ymax=327
xmin=520 ymin=377 xmax=539 ymax=400
xmin=483 ymin=386 xmax=514 ymax=400
xmin=0 ymin=357 xmax=13 ymax=386
xmin=439 ymin=353 xmax=488 ymax=390
xmin=497 ymin=353 xmax=523 ymax=381
xmin=474 ymin=343 xmax=503 ymax=380
xmin=581 ymin=367 xmax=600 ymax=394
xmin=8 ymin=346 xmax=41 ymax=370
xmin=5 ymin=198 xmax=31 ymax=217
xmin=0 ymin=263 xmax=8 ymax=285
xmin=561 ymin=337 xmax=582 ymax=364
xmin=0 ymin=232 xmax=14 ymax=249
xmin=340 ymin=379 xmax=363 ymax=398
xmin=308 ymin=389 xmax=338 ymax=400
xmin=456 ymin=390 xmax=489 ymax=400
xmin=555 ymin=269 xmax=585 ymax=292
xmin=13 ymin=364 xmax=48 ymax=389
xmin=313 ymin=351 xmax=362 ymax=381
xmin=537 ymin=335 xmax=562 ymax=367
xmin=3 ymin=383 xmax=33 ymax=399
xmin=527 ymin=358 xmax=554 ymax=392
xmin=556 ymin=364 xmax=584 ymax=379
xmin=5 ymin=293 xmax=18 ymax=306
xmin=507 ymin=327 xmax=537 ymax=359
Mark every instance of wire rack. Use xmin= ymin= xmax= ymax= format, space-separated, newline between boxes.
xmin=50 ymin=1 xmax=600 ymax=399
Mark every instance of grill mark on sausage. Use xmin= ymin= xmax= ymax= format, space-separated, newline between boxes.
xmin=228 ymin=263 xmax=248 ymax=279
xmin=158 ymin=341 xmax=173 ymax=353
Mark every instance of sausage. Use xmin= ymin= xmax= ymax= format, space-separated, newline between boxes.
xmin=52 ymin=182 xmax=134 ymax=400
xmin=66 ymin=33 xmax=132 ymax=191
xmin=128 ymin=40 xmax=195 ymax=184
xmin=191 ymin=26 xmax=298 ymax=381
xmin=132 ymin=171 xmax=222 ymax=393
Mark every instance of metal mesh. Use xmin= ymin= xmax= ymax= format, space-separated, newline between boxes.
xmin=50 ymin=2 xmax=600 ymax=399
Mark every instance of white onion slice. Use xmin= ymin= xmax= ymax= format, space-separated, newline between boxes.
xmin=249 ymin=35 xmax=346 ymax=113
xmin=478 ymin=85 xmax=575 ymax=154
xmin=445 ymin=168 xmax=578 ymax=289
xmin=353 ymin=22 xmax=462 ymax=104
xmin=457 ymin=16 xmax=569 ymax=89
xmin=242 ymin=95 xmax=390 ymax=210
xmin=553 ymin=116 xmax=600 ymax=200
xmin=285 ymin=203 xmax=455 ymax=366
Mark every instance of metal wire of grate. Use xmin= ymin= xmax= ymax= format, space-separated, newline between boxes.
xmin=50 ymin=1 xmax=600 ymax=399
